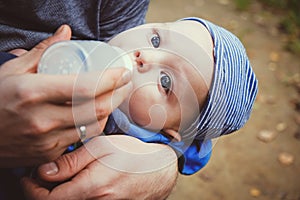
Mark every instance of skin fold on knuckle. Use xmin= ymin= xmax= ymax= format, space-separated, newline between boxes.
xmin=73 ymin=84 xmax=94 ymax=99
xmin=57 ymin=152 xmax=81 ymax=176
xmin=94 ymin=100 xmax=111 ymax=120
xmin=110 ymin=72 xmax=123 ymax=88
xmin=32 ymin=38 xmax=56 ymax=54
xmin=25 ymin=115 xmax=56 ymax=136
xmin=15 ymin=77 xmax=44 ymax=106
xmin=33 ymin=139 xmax=60 ymax=158
xmin=12 ymin=81 xmax=58 ymax=135
xmin=98 ymin=69 xmax=124 ymax=91
xmin=22 ymin=144 xmax=60 ymax=165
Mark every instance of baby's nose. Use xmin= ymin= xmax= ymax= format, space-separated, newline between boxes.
xmin=134 ymin=51 xmax=152 ymax=73
xmin=135 ymin=58 xmax=148 ymax=72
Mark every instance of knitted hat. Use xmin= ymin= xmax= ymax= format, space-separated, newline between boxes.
xmin=182 ymin=17 xmax=258 ymax=140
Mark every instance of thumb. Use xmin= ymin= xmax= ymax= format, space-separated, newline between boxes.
xmin=2 ymin=25 xmax=72 ymax=75
xmin=27 ymin=24 xmax=72 ymax=59
xmin=37 ymin=145 xmax=94 ymax=182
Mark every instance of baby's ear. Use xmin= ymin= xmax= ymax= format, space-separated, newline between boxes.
xmin=163 ymin=129 xmax=181 ymax=142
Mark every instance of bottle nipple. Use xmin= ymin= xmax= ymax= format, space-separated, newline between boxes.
xmin=112 ymin=46 xmax=133 ymax=72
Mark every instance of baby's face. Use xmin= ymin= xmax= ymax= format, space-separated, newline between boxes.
xmin=109 ymin=20 xmax=214 ymax=140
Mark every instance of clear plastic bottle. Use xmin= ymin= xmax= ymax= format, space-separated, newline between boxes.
xmin=38 ymin=40 xmax=132 ymax=74
xmin=37 ymin=41 xmax=133 ymax=152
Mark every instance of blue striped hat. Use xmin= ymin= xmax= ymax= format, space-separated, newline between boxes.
xmin=182 ymin=17 xmax=258 ymax=140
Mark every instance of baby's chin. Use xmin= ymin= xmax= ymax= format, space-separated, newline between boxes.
xmin=118 ymin=103 xmax=152 ymax=129
xmin=118 ymin=105 xmax=140 ymax=126
xmin=118 ymin=101 xmax=141 ymax=125
xmin=118 ymin=101 xmax=130 ymax=117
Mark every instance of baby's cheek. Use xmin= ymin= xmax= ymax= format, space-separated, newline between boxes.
xmin=128 ymin=92 xmax=152 ymax=127
xmin=128 ymin=93 xmax=168 ymax=131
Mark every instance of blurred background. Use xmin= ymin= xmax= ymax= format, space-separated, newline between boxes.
xmin=146 ymin=0 xmax=300 ymax=199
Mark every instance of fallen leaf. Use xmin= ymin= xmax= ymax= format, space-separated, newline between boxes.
xmin=278 ymin=152 xmax=295 ymax=166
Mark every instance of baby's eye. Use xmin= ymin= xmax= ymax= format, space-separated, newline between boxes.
xmin=151 ymin=34 xmax=160 ymax=48
xmin=160 ymin=72 xmax=172 ymax=95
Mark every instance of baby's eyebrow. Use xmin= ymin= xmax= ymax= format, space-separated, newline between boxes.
xmin=151 ymin=27 xmax=159 ymax=34
xmin=149 ymin=23 xmax=171 ymax=38
xmin=151 ymin=28 xmax=164 ymax=42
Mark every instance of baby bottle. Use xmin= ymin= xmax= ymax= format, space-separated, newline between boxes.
xmin=37 ymin=41 xmax=133 ymax=152
xmin=38 ymin=40 xmax=132 ymax=74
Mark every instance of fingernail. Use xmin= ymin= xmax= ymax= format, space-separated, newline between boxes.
xmin=122 ymin=70 xmax=132 ymax=83
xmin=54 ymin=25 xmax=66 ymax=36
xmin=41 ymin=162 xmax=59 ymax=175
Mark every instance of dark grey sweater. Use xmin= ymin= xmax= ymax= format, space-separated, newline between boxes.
xmin=0 ymin=0 xmax=150 ymax=51
xmin=0 ymin=1 xmax=149 ymax=199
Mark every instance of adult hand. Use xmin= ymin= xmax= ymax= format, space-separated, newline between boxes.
xmin=22 ymin=135 xmax=178 ymax=200
xmin=0 ymin=25 xmax=132 ymax=167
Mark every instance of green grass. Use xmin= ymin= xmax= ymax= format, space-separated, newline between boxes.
xmin=234 ymin=0 xmax=300 ymax=55
xmin=234 ymin=0 xmax=251 ymax=10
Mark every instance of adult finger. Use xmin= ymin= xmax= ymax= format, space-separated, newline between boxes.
xmin=71 ymin=67 xmax=132 ymax=101
xmin=15 ymin=81 xmax=131 ymax=146
xmin=37 ymin=136 xmax=175 ymax=182
xmin=21 ymin=177 xmax=50 ymax=200
xmin=23 ymin=80 xmax=132 ymax=132
xmin=9 ymin=48 xmax=28 ymax=56
xmin=72 ymin=81 xmax=133 ymax=125
xmin=32 ymin=136 xmax=178 ymax=200
xmin=52 ymin=117 xmax=108 ymax=149
xmin=41 ymin=163 xmax=117 ymax=200
xmin=20 ymin=25 xmax=72 ymax=73
xmin=1 ymin=25 xmax=72 ymax=75
xmin=37 ymin=143 xmax=96 ymax=182
xmin=36 ymin=136 xmax=121 ymax=182
xmin=18 ymin=68 xmax=132 ymax=104
xmin=22 ymin=169 xmax=100 ymax=200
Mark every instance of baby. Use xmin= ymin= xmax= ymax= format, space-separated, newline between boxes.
xmin=102 ymin=17 xmax=258 ymax=175
xmin=0 ymin=17 xmax=258 ymax=175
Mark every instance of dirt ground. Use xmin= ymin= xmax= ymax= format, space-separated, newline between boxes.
xmin=146 ymin=0 xmax=300 ymax=199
